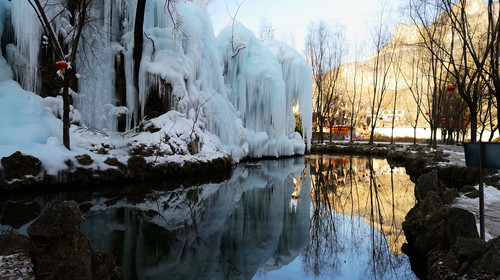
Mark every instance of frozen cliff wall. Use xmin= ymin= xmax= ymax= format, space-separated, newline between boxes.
xmin=217 ymin=23 xmax=312 ymax=157
xmin=1 ymin=0 xmax=311 ymax=160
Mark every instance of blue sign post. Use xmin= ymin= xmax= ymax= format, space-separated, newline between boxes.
xmin=464 ymin=142 xmax=500 ymax=240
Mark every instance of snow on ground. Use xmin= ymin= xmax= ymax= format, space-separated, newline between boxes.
xmin=0 ymin=253 xmax=35 ymax=280
xmin=454 ymin=184 xmax=500 ymax=240
xmin=435 ymin=144 xmax=500 ymax=240
xmin=0 ymin=74 xmax=230 ymax=177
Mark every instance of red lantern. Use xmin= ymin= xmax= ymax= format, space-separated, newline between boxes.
xmin=462 ymin=124 xmax=466 ymax=128
xmin=363 ymin=127 xmax=367 ymax=130
xmin=379 ymin=117 xmax=383 ymax=120
xmin=448 ymin=125 xmax=452 ymax=128
xmin=425 ymin=112 xmax=429 ymax=115
xmin=55 ymin=61 xmax=69 ymax=74
xmin=447 ymin=85 xmax=455 ymax=94
xmin=442 ymin=118 xmax=446 ymax=122
xmin=463 ymin=117 xmax=468 ymax=121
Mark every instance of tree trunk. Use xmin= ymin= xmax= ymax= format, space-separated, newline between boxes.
xmin=62 ymin=71 xmax=70 ymax=150
xmin=133 ymin=0 xmax=147 ymax=119
xmin=470 ymin=106 xmax=478 ymax=142
xmin=413 ymin=126 xmax=417 ymax=145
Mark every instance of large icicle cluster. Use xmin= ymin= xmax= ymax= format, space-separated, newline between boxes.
xmin=1 ymin=0 xmax=312 ymax=160
xmin=217 ymin=23 xmax=312 ymax=157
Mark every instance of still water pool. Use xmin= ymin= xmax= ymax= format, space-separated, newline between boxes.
xmin=0 ymin=155 xmax=418 ymax=280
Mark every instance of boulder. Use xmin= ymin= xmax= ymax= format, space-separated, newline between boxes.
xmin=127 ymin=155 xmax=148 ymax=179
xmin=445 ymin=207 xmax=479 ymax=248
xmin=27 ymin=200 xmax=124 ymax=280
xmin=76 ymin=154 xmax=94 ymax=166
xmin=1 ymin=151 xmax=42 ymax=180
xmin=479 ymin=237 xmax=500 ymax=275
xmin=414 ymin=169 xmax=447 ymax=201
xmin=443 ymin=237 xmax=487 ymax=274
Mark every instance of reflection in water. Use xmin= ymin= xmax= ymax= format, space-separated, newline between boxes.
xmin=0 ymin=156 xmax=418 ymax=280
xmin=297 ymin=156 xmax=417 ymax=280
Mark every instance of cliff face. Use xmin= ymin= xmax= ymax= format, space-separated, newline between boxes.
xmin=336 ymin=0 xmax=491 ymax=132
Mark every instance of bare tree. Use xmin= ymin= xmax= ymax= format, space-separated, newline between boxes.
xmin=28 ymin=0 xmax=91 ymax=150
xmin=401 ymin=52 xmax=425 ymax=144
xmin=305 ymin=21 xmax=345 ymax=143
xmin=367 ymin=8 xmax=397 ymax=144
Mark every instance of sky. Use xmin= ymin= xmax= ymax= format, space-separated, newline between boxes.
xmin=207 ymin=0 xmax=405 ymax=60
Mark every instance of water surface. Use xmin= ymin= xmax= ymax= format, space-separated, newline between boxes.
xmin=0 ymin=156 xmax=418 ymax=280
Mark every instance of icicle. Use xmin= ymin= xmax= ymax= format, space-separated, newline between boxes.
xmin=77 ymin=0 xmax=118 ymax=131
xmin=10 ymin=0 xmax=42 ymax=93
xmin=217 ymin=23 xmax=312 ymax=157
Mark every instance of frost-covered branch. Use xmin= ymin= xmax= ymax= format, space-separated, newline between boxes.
xmin=231 ymin=44 xmax=246 ymax=59
xmin=144 ymin=31 xmax=156 ymax=54
xmin=226 ymin=0 xmax=246 ymax=57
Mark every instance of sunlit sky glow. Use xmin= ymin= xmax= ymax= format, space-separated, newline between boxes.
xmin=208 ymin=0 xmax=404 ymax=60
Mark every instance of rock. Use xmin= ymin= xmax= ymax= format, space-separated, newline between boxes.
xmin=76 ymin=154 xmax=94 ymax=166
xmin=0 ymin=234 xmax=33 ymax=280
xmin=479 ymin=237 xmax=500 ymax=275
xmin=27 ymin=200 xmax=124 ymax=280
xmin=443 ymin=237 xmax=487 ymax=274
xmin=0 ymin=232 xmax=31 ymax=256
xmin=460 ymin=185 xmax=479 ymax=198
xmin=0 ymin=251 xmax=35 ymax=280
xmin=1 ymin=151 xmax=42 ymax=180
xmin=414 ymin=169 xmax=447 ymax=201
xmin=104 ymin=157 xmax=119 ymax=166
xmin=445 ymin=207 xmax=479 ymax=248
xmin=128 ymin=155 xmax=148 ymax=180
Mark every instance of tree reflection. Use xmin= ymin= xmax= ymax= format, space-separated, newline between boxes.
xmin=304 ymin=156 xmax=341 ymax=276
xmin=304 ymin=156 xmax=416 ymax=279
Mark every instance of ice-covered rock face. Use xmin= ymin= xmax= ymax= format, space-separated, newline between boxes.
xmin=2 ymin=0 xmax=311 ymax=160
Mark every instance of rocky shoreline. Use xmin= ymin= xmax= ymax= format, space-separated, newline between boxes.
xmin=312 ymin=142 xmax=500 ymax=279
xmin=0 ymin=151 xmax=233 ymax=193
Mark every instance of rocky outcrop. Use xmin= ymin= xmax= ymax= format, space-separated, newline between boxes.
xmin=1 ymin=151 xmax=42 ymax=180
xmin=27 ymin=200 xmax=124 ymax=280
xmin=0 ymin=151 xmax=233 ymax=193
xmin=401 ymin=161 xmax=500 ymax=279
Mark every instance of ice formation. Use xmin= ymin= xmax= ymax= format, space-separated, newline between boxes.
xmin=0 ymin=0 xmax=312 ymax=160
xmin=217 ymin=23 xmax=312 ymax=157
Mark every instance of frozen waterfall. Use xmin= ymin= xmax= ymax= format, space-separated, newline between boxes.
xmin=2 ymin=0 xmax=312 ymax=159
xmin=217 ymin=23 xmax=312 ymax=157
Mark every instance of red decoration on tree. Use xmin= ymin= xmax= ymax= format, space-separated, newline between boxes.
xmin=55 ymin=61 xmax=69 ymax=74
xmin=425 ymin=112 xmax=429 ymax=115
xmin=447 ymin=85 xmax=455 ymax=94
xmin=442 ymin=118 xmax=446 ymax=122
xmin=463 ymin=117 xmax=468 ymax=121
